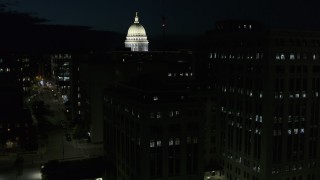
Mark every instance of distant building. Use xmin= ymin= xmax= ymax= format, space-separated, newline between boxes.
xmin=17 ymin=56 xmax=34 ymax=97
xmin=50 ymin=53 xmax=72 ymax=103
xmin=103 ymin=83 xmax=204 ymax=180
xmin=125 ymin=12 xmax=149 ymax=52
xmin=0 ymin=54 xmax=34 ymax=150
xmin=71 ymin=50 xmax=197 ymax=144
xmin=204 ymin=20 xmax=320 ymax=180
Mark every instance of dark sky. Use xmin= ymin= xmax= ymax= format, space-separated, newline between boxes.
xmin=8 ymin=0 xmax=320 ymax=36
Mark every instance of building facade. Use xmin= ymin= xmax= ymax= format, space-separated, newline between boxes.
xmin=0 ymin=54 xmax=34 ymax=151
xmin=103 ymin=83 xmax=204 ymax=180
xmin=205 ymin=20 xmax=320 ymax=180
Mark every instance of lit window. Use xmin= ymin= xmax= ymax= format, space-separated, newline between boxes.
xmin=156 ymin=140 xmax=162 ymax=147
xmin=290 ymin=54 xmax=295 ymax=60
xmin=294 ymin=128 xmax=298 ymax=134
xmin=288 ymin=129 xmax=292 ymax=135
xmin=168 ymin=73 xmax=172 ymax=77
xmin=153 ymin=96 xmax=158 ymax=101
xmin=313 ymin=53 xmax=319 ymax=60
xmin=300 ymin=128 xmax=305 ymax=134
xmin=169 ymin=138 xmax=174 ymax=146
xmin=169 ymin=111 xmax=174 ymax=117
xmin=150 ymin=140 xmax=155 ymax=148
xmin=280 ymin=54 xmax=285 ymax=60
xmin=156 ymin=112 xmax=162 ymax=119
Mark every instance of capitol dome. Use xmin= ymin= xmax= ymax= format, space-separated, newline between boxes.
xmin=127 ymin=23 xmax=147 ymax=37
xmin=125 ymin=12 xmax=149 ymax=52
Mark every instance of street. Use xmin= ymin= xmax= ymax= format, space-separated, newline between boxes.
xmin=0 ymin=82 xmax=102 ymax=180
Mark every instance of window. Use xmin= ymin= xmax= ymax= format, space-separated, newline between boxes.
xmin=290 ymin=54 xmax=295 ymax=60
xmin=169 ymin=111 xmax=174 ymax=117
xmin=169 ymin=138 xmax=174 ymax=146
xmin=150 ymin=140 xmax=155 ymax=148
xmin=156 ymin=112 xmax=162 ymax=119
xmin=175 ymin=138 xmax=180 ymax=145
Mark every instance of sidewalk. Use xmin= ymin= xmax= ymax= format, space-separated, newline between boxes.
xmin=0 ymin=153 xmax=16 ymax=169
xmin=73 ymin=139 xmax=103 ymax=157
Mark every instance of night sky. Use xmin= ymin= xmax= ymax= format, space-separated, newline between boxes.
xmin=8 ymin=0 xmax=320 ymax=36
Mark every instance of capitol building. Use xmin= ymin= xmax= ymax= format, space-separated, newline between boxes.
xmin=125 ymin=12 xmax=149 ymax=51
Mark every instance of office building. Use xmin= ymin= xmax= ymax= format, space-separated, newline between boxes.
xmin=103 ymin=82 xmax=204 ymax=180
xmin=204 ymin=20 xmax=320 ymax=180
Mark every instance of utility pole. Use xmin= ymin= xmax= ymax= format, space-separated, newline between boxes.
xmin=62 ymin=135 xmax=64 ymax=159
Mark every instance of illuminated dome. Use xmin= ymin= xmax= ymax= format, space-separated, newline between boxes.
xmin=125 ymin=12 xmax=149 ymax=51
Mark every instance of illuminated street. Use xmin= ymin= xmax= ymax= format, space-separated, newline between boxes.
xmin=0 ymin=82 xmax=102 ymax=180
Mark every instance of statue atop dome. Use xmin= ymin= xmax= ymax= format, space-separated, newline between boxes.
xmin=125 ymin=12 xmax=149 ymax=51
xmin=134 ymin=12 xmax=139 ymax=23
